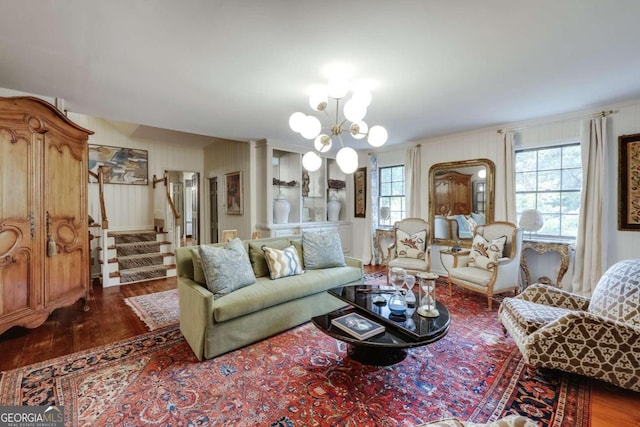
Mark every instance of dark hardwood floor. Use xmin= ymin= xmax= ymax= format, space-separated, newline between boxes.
xmin=0 ymin=267 xmax=638 ymax=426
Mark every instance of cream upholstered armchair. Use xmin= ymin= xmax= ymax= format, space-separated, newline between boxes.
xmin=448 ymin=222 xmax=522 ymax=310
xmin=386 ymin=218 xmax=431 ymax=283
xmin=499 ymin=259 xmax=640 ymax=392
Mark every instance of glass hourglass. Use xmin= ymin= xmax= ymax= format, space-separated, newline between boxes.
xmin=417 ymin=272 xmax=440 ymax=317
xmin=388 ymin=267 xmax=408 ymax=315
xmin=404 ymin=274 xmax=416 ymax=306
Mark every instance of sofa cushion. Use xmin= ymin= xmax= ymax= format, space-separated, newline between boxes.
xmin=468 ymin=233 xmax=506 ymax=270
xmin=500 ymin=297 xmax=575 ymax=335
xmin=302 ymin=231 xmax=346 ymax=269
xmin=190 ymin=247 xmax=206 ymax=284
xmin=263 ymin=245 xmax=304 ymax=279
xmin=248 ymin=238 xmax=290 ymax=278
xmin=199 ymin=238 xmax=256 ymax=299
xmin=213 ymin=266 xmax=362 ymax=322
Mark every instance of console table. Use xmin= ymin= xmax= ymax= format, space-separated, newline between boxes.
xmin=520 ymin=240 xmax=571 ymax=288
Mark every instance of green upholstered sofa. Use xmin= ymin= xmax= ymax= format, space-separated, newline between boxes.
xmin=176 ymin=236 xmax=363 ymax=360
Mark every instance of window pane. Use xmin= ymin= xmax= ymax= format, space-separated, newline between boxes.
xmin=562 ymin=168 xmax=582 ymax=190
xmin=537 ymin=192 xmax=561 ymax=214
xmin=561 ymin=191 xmax=581 ymax=213
xmin=391 ymin=166 xmax=403 ymax=182
xmin=562 ymin=145 xmax=581 ymax=168
xmin=562 ymin=214 xmax=579 ymax=237
xmin=538 ymin=170 xmax=561 ymax=191
xmin=516 ymin=172 xmax=537 ymax=192
xmin=380 ymin=182 xmax=391 ymax=196
xmin=515 ymin=151 xmax=537 ymax=172
xmin=380 ymin=167 xmax=391 ymax=182
xmin=390 ymin=197 xmax=403 ymax=211
xmin=539 ymin=214 xmax=560 ymax=235
xmin=516 ymin=193 xmax=536 ymax=211
xmin=391 ymin=181 xmax=404 ymax=196
xmin=538 ymin=148 xmax=562 ymax=170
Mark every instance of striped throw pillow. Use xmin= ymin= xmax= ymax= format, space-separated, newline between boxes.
xmin=262 ymin=245 xmax=304 ymax=280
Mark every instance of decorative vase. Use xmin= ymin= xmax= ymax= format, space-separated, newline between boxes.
xmin=327 ymin=193 xmax=341 ymax=221
xmin=273 ymin=192 xmax=290 ymax=224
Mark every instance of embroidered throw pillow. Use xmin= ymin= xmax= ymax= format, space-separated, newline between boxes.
xmin=198 ymin=238 xmax=256 ymax=299
xmin=468 ymin=234 xmax=507 ymax=270
xmin=262 ymin=245 xmax=304 ymax=279
xmin=302 ymin=231 xmax=346 ymax=270
xmin=395 ymin=229 xmax=427 ymax=259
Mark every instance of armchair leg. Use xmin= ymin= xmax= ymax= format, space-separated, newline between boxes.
xmin=487 ymin=296 xmax=493 ymax=311
xmin=447 ymin=278 xmax=452 ymax=297
xmin=523 ymin=364 xmax=538 ymax=380
xmin=501 ymin=324 xmax=507 ymax=336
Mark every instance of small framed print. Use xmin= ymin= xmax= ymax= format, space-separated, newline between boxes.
xmin=225 ymin=171 xmax=243 ymax=215
xmin=618 ymin=133 xmax=640 ymax=230
xmin=354 ymin=167 xmax=367 ymax=218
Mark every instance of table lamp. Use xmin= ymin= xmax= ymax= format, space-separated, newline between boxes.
xmin=519 ymin=209 xmax=544 ymax=239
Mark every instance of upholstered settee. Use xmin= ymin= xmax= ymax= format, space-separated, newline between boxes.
xmin=176 ymin=235 xmax=363 ymax=360
xmin=498 ymin=259 xmax=640 ymax=392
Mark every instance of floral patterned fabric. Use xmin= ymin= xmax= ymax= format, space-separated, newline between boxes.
xmin=198 ymin=238 xmax=256 ymax=299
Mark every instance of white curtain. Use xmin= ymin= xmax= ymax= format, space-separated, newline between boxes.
xmin=571 ymin=117 xmax=607 ymax=295
xmin=405 ymin=145 xmax=423 ymax=218
xmin=501 ymin=131 xmax=517 ymax=223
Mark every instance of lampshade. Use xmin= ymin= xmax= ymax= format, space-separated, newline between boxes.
xmin=302 ymin=151 xmax=322 ymax=172
xmin=519 ymin=209 xmax=544 ymax=232
xmin=336 ymin=147 xmax=358 ymax=174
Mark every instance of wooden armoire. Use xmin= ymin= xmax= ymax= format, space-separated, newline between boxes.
xmin=0 ymin=97 xmax=94 ymax=334
xmin=433 ymin=171 xmax=472 ymax=216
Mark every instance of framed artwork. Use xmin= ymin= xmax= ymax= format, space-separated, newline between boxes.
xmin=225 ymin=171 xmax=243 ymax=215
xmin=88 ymin=144 xmax=148 ymax=185
xmin=618 ymin=133 xmax=640 ymax=230
xmin=354 ymin=167 xmax=367 ymax=218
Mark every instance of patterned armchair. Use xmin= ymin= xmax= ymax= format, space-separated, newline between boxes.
xmin=386 ymin=218 xmax=431 ymax=283
xmin=416 ymin=415 xmax=537 ymax=427
xmin=448 ymin=222 xmax=523 ymax=310
xmin=498 ymin=259 xmax=640 ymax=392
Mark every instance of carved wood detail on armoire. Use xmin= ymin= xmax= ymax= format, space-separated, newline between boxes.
xmin=0 ymin=96 xmax=94 ymax=334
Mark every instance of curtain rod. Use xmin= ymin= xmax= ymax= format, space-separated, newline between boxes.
xmin=497 ymin=110 xmax=615 ymax=135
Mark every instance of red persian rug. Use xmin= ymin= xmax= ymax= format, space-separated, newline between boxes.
xmin=0 ymin=273 xmax=591 ymax=426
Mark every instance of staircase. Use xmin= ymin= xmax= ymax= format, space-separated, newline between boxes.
xmin=99 ymin=230 xmax=176 ymax=287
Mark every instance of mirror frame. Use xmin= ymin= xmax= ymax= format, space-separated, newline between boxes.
xmin=428 ymin=158 xmax=496 ymax=247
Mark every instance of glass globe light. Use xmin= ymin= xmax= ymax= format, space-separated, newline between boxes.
xmin=300 ymin=115 xmax=321 ymax=139
xmin=327 ymin=77 xmax=349 ymax=99
xmin=478 ymin=168 xmax=487 ymax=179
xmin=350 ymin=121 xmax=368 ymax=139
xmin=343 ymin=98 xmax=367 ymax=123
xmin=302 ymin=151 xmax=322 ymax=172
xmin=352 ymin=89 xmax=372 ymax=107
xmin=336 ymin=147 xmax=359 ymax=174
xmin=314 ymin=134 xmax=332 ymax=153
xmin=289 ymin=112 xmax=306 ymax=133
xmin=367 ymin=125 xmax=388 ymax=147
xmin=308 ymin=86 xmax=328 ymax=111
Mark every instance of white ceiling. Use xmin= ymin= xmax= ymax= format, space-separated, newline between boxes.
xmin=1 ymin=0 xmax=640 ymax=150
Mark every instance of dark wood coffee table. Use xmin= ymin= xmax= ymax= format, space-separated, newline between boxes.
xmin=311 ymin=284 xmax=450 ymax=365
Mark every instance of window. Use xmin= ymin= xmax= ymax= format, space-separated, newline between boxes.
xmin=379 ymin=165 xmax=405 ymax=227
xmin=515 ymin=144 xmax=581 ymax=239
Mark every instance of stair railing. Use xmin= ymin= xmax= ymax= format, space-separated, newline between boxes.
xmin=153 ymin=174 xmax=181 ymax=250
xmin=88 ymin=166 xmax=110 ymax=285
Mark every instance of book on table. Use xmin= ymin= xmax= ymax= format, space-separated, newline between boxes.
xmin=331 ymin=312 xmax=385 ymax=340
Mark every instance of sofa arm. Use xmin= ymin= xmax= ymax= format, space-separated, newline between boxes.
xmin=518 ymin=283 xmax=590 ymax=310
xmin=178 ymin=278 xmax=214 ymax=361
xmin=345 ymin=256 xmax=364 ymax=276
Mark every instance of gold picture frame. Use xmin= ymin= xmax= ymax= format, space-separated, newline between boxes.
xmin=618 ymin=133 xmax=640 ymax=230
xmin=225 ymin=171 xmax=243 ymax=215
xmin=354 ymin=167 xmax=367 ymax=218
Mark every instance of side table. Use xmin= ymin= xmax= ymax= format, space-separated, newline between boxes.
xmin=520 ymin=240 xmax=571 ymax=288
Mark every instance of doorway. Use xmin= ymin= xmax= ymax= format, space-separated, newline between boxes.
xmin=166 ymin=171 xmax=200 ymax=246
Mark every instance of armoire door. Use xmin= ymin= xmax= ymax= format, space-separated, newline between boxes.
xmin=42 ymin=127 xmax=89 ymax=307
xmin=0 ymin=124 xmax=40 ymax=329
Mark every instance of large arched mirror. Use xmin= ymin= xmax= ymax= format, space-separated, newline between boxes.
xmin=429 ymin=159 xmax=495 ymax=247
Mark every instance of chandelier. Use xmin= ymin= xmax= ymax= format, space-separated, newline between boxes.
xmin=289 ymin=75 xmax=388 ymax=174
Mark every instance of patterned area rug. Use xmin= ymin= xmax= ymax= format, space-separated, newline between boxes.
xmin=124 ymin=289 xmax=179 ymax=330
xmin=0 ymin=272 xmax=591 ymax=426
